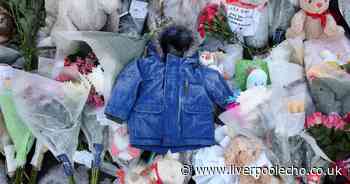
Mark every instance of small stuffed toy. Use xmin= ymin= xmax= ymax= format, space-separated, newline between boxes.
xmin=42 ymin=0 xmax=121 ymax=46
xmin=246 ymin=68 xmax=268 ymax=89
xmin=0 ymin=7 xmax=14 ymax=44
xmin=224 ymin=135 xmax=281 ymax=184
xmin=199 ymin=51 xmax=225 ymax=75
xmin=108 ymin=124 xmax=141 ymax=163
xmin=286 ymin=0 xmax=344 ymax=40
xmin=123 ymin=154 xmax=185 ymax=184
xmin=235 ymin=59 xmax=271 ymax=91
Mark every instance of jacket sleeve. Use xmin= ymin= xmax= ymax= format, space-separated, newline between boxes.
xmin=202 ymin=68 xmax=235 ymax=109
xmin=105 ymin=59 xmax=143 ymax=122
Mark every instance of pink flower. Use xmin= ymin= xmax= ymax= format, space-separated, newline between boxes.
xmin=87 ymin=87 xmax=105 ymax=108
xmin=327 ymin=113 xmax=346 ymax=130
xmin=306 ymin=112 xmax=324 ymax=128
xmin=306 ymin=173 xmax=322 ymax=184
xmin=62 ymin=52 xmax=105 ymax=109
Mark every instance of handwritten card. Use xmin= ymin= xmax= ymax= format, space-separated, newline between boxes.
xmin=226 ymin=4 xmax=261 ymax=36
xmin=129 ymin=0 xmax=148 ymax=19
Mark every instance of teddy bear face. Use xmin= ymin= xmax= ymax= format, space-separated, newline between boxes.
xmin=300 ymin=0 xmax=330 ymax=14
xmin=0 ymin=8 xmax=14 ymax=43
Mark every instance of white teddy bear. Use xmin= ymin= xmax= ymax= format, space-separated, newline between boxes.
xmin=41 ymin=0 xmax=121 ymax=46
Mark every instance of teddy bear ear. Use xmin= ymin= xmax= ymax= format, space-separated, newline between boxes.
xmin=288 ymin=0 xmax=300 ymax=7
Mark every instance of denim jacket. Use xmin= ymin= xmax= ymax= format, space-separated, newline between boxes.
xmin=105 ymin=45 xmax=234 ymax=153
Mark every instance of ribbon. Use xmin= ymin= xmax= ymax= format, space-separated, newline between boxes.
xmin=92 ymin=144 xmax=103 ymax=168
xmin=305 ymin=10 xmax=330 ymax=29
xmin=57 ymin=154 xmax=74 ymax=177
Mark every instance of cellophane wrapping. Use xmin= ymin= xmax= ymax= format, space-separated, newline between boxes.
xmin=11 ymin=69 xmax=90 ymax=162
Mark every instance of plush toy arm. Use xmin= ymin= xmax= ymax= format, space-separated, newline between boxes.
xmin=286 ymin=11 xmax=306 ymax=39
xmin=324 ymin=14 xmax=344 ymax=37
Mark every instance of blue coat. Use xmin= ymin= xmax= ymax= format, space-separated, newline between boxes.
xmin=105 ymin=45 xmax=234 ymax=153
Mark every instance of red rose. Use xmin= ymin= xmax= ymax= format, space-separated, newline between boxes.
xmin=198 ymin=15 xmax=207 ymax=24
xmin=198 ymin=27 xmax=206 ymax=38
xmin=64 ymin=57 xmax=71 ymax=67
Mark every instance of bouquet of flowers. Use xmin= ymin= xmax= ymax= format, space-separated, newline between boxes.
xmin=57 ymin=50 xmax=105 ymax=109
xmin=11 ymin=69 xmax=90 ymax=184
xmin=197 ymin=3 xmax=237 ymax=42
xmin=305 ymin=112 xmax=350 ymax=182
xmin=55 ymin=49 xmax=106 ymax=184
xmin=306 ymin=112 xmax=350 ymax=161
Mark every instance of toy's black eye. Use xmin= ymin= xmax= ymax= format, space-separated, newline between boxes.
xmin=309 ymin=0 xmax=312 ymax=3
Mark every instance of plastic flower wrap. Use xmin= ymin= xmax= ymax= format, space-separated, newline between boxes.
xmin=0 ymin=66 xmax=34 ymax=171
xmin=11 ymin=69 xmax=90 ymax=179
xmin=57 ymin=51 xmax=107 ymax=173
xmin=53 ymin=31 xmax=147 ymax=182
xmin=54 ymin=31 xmax=147 ymax=102
xmin=0 ymin=110 xmax=14 ymax=173
xmin=219 ymin=86 xmax=272 ymax=137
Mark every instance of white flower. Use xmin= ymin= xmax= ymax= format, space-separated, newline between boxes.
xmin=63 ymin=80 xmax=89 ymax=99
xmin=85 ymin=66 xmax=104 ymax=94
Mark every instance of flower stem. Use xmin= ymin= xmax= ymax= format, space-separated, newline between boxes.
xmin=29 ymin=168 xmax=38 ymax=184
xmin=14 ymin=167 xmax=23 ymax=184
xmin=68 ymin=176 xmax=76 ymax=184
xmin=90 ymin=167 xmax=99 ymax=184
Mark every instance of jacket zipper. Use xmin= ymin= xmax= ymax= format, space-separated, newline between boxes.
xmin=178 ymin=79 xmax=189 ymax=131
xmin=177 ymin=91 xmax=182 ymax=132
xmin=184 ymin=80 xmax=189 ymax=96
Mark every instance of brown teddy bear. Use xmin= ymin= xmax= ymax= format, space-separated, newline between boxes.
xmin=224 ymin=135 xmax=282 ymax=184
xmin=0 ymin=7 xmax=14 ymax=44
xmin=286 ymin=0 xmax=344 ymax=40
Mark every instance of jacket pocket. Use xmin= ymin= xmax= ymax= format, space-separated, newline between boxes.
xmin=129 ymin=104 xmax=163 ymax=139
xmin=181 ymin=104 xmax=214 ymax=139
xmin=137 ymin=74 xmax=164 ymax=105
xmin=133 ymin=104 xmax=163 ymax=113
xmin=183 ymin=83 xmax=213 ymax=109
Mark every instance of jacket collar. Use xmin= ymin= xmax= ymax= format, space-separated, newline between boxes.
xmin=166 ymin=53 xmax=199 ymax=64
xmin=146 ymin=41 xmax=199 ymax=64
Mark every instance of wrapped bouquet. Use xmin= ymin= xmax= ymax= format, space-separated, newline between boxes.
xmin=11 ymin=69 xmax=90 ymax=183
